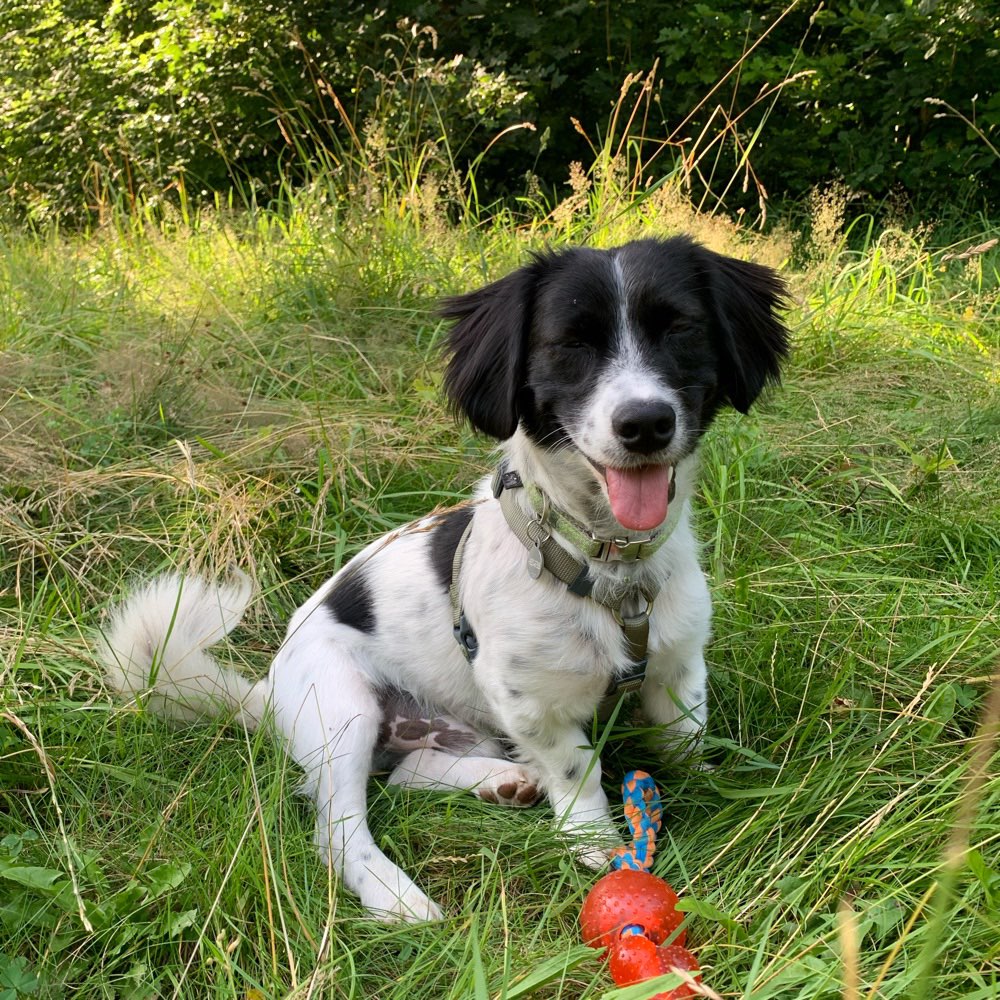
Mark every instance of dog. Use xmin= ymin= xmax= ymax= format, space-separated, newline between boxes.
xmin=99 ymin=236 xmax=788 ymax=922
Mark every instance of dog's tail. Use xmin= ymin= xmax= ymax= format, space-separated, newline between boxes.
xmin=97 ymin=572 xmax=266 ymax=729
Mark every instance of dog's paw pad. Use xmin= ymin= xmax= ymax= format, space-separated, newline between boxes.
xmin=477 ymin=767 xmax=542 ymax=808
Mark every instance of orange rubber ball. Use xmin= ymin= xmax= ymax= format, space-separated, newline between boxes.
xmin=579 ymin=868 xmax=684 ymax=954
xmin=608 ymin=936 xmax=701 ymax=998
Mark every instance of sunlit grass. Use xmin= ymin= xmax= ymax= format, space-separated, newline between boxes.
xmin=1 ymin=187 xmax=998 ymax=999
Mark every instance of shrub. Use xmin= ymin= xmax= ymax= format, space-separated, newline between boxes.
xmin=1 ymin=0 xmax=997 ymax=221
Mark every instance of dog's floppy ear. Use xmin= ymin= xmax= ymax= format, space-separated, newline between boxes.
xmin=705 ymin=251 xmax=790 ymax=414
xmin=440 ymin=259 xmax=543 ymax=439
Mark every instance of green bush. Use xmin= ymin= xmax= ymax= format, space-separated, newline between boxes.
xmin=1 ymin=0 xmax=997 ymax=221
xmin=2 ymin=0 xmax=290 ymax=217
xmin=0 ymin=1 xmax=528 ymax=221
xmin=652 ymin=0 xmax=1000 ymax=209
xmin=397 ymin=0 xmax=999 ymax=213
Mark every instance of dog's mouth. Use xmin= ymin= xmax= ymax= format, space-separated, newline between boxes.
xmin=585 ymin=458 xmax=677 ymax=532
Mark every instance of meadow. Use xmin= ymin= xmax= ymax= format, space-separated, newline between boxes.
xmin=1 ymin=178 xmax=998 ymax=999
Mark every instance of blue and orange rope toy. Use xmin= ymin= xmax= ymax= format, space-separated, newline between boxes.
xmin=609 ymin=769 xmax=663 ymax=871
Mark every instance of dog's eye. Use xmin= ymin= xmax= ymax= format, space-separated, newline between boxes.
xmin=562 ymin=336 xmax=595 ymax=352
xmin=661 ymin=318 xmax=694 ymax=337
xmin=641 ymin=306 xmax=695 ymax=338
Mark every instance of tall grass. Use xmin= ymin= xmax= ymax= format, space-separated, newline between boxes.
xmin=2 ymin=77 xmax=999 ymax=1000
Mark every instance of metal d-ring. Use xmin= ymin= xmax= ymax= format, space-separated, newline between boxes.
xmin=526 ymin=516 xmax=551 ymax=546
xmin=526 ymin=491 xmax=551 ymax=545
xmin=612 ymin=588 xmax=655 ymax=626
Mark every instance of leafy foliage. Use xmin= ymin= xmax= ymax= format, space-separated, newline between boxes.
xmin=2 ymin=0 xmax=998 ymax=221
xmin=397 ymin=0 xmax=1000 ymax=212
xmin=0 ymin=1 xmax=528 ymax=221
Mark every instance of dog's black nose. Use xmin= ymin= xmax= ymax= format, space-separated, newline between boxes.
xmin=613 ymin=400 xmax=676 ymax=453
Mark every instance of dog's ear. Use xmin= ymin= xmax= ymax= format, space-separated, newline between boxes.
xmin=705 ymin=251 xmax=790 ymax=414
xmin=440 ymin=259 xmax=543 ymax=439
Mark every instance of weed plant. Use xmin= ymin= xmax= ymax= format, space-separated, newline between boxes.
xmin=1 ymin=119 xmax=999 ymax=1000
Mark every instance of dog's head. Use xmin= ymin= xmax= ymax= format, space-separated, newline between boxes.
xmin=441 ymin=237 xmax=789 ymax=532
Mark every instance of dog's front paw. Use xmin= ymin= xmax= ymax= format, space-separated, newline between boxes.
xmin=573 ymin=843 xmax=613 ymax=871
xmin=476 ymin=765 xmax=543 ymax=808
xmin=353 ymin=860 xmax=445 ymax=923
xmin=560 ymin=818 xmax=620 ymax=871
xmin=369 ymin=884 xmax=445 ymax=923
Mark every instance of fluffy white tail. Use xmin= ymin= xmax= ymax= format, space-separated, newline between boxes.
xmin=98 ymin=572 xmax=266 ymax=728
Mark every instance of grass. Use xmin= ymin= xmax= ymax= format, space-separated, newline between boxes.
xmin=1 ymin=185 xmax=999 ymax=1000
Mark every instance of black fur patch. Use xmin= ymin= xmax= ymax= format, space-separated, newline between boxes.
xmin=323 ymin=564 xmax=376 ymax=634
xmin=440 ymin=260 xmax=544 ymax=439
xmin=428 ymin=505 xmax=475 ymax=593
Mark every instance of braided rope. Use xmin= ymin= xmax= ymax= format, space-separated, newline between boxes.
xmin=609 ymin=769 xmax=662 ymax=872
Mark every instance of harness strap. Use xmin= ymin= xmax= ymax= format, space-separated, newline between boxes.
xmin=496 ymin=481 xmax=656 ymax=679
xmin=496 ymin=485 xmax=656 ymax=633
xmin=450 ymin=516 xmax=479 ymax=661
xmin=448 ymin=467 xmax=662 ymax=707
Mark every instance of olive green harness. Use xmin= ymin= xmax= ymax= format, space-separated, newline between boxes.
xmin=449 ymin=465 xmax=677 ymax=703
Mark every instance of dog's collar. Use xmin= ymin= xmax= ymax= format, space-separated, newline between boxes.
xmin=490 ymin=466 xmax=677 ymax=563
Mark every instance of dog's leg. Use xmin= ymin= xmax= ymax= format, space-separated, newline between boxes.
xmin=273 ymin=647 xmax=443 ymax=922
xmin=388 ymin=749 xmax=542 ymax=806
xmin=491 ymin=696 xmax=619 ymax=868
xmin=531 ymin=726 xmax=619 ymax=869
xmin=642 ymin=644 xmax=709 ymax=762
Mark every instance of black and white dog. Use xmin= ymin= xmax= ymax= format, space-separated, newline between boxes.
xmin=100 ymin=237 xmax=788 ymax=921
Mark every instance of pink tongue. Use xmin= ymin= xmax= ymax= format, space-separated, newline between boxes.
xmin=606 ymin=466 xmax=671 ymax=531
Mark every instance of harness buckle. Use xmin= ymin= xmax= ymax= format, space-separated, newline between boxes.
xmin=453 ymin=613 xmax=479 ymax=661
xmin=607 ymin=664 xmax=647 ymax=696
xmin=599 ymin=658 xmax=648 ymax=719
xmin=591 ymin=533 xmax=658 ymax=562
xmin=491 ymin=466 xmax=524 ymax=497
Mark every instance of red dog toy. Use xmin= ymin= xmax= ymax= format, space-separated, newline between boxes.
xmin=579 ymin=771 xmax=702 ymax=999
